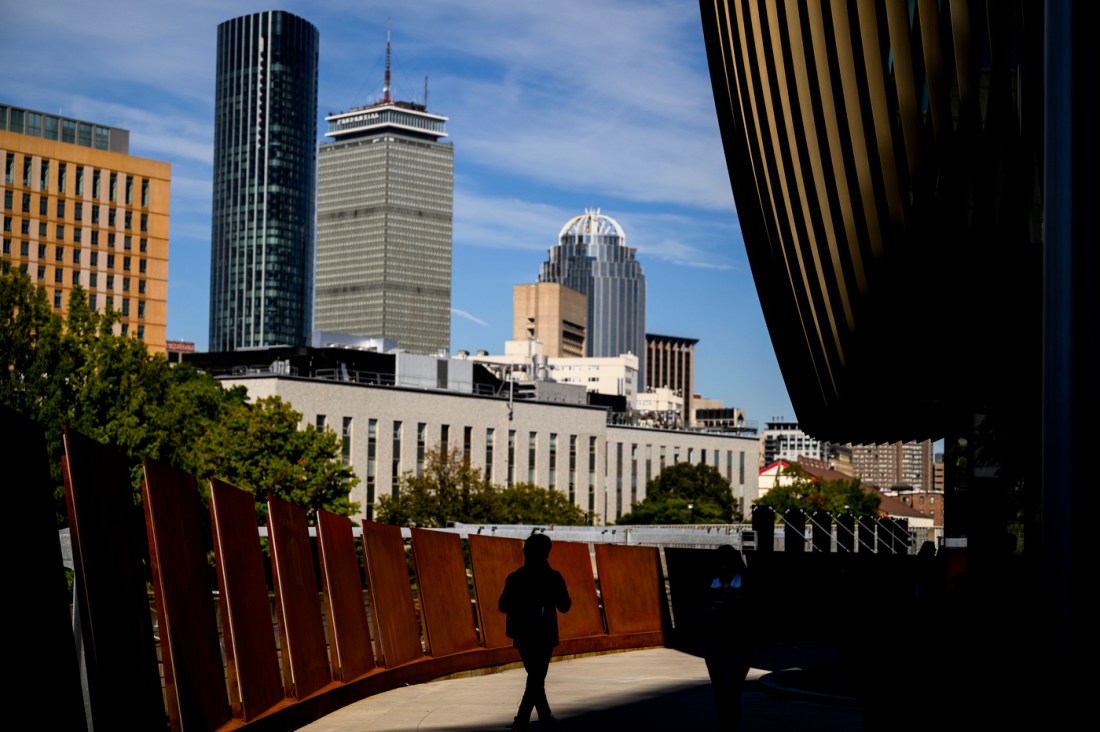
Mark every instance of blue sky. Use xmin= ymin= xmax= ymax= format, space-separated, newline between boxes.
xmin=1 ymin=0 xmax=796 ymax=427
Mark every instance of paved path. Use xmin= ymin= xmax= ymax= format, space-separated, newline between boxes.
xmin=297 ymin=646 xmax=863 ymax=732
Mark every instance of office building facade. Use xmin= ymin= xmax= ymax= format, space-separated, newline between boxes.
xmin=538 ymin=209 xmax=646 ymax=388
xmin=315 ymin=39 xmax=453 ymax=355
xmin=2 ymin=104 xmax=171 ymax=353
xmin=209 ymin=10 xmax=319 ymax=351
xmin=645 ymin=333 xmax=697 ymax=427
xmin=513 ymin=282 xmax=586 ymax=358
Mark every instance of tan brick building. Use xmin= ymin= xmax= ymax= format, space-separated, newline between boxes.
xmin=2 ymin=104 xmax=170 ymax=353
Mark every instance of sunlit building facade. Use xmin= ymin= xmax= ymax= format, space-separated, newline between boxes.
xmin=538 ymin=209 xmax=646 ymax=389
xmin=314 ymin=43 xmax=453 ymax=355
xmin=1 ymin=104 xmax=170 ymax=353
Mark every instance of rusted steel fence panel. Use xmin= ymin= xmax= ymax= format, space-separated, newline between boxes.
xmin=361 ymin=521 xmax=423 ymax=667
xmin=467 ymin=534 xmax=524 ymax=649
xmin=549 ymin=540 xmax=605 ymax=640
xmin=314 ymin=510 xmax=374 ymax=681
xmin=594 ymin=544 xmax=666 ymax=636
xmin=410 ymin=528 xmax=480 ymax=656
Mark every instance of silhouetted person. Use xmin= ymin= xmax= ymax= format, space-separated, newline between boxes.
xmin=499 ymin=533 xmax=572 ymax=731
xmin=701 ymin=544 xmax=752 ymax=731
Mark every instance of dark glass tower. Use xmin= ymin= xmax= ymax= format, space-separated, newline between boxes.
xmin=538 ymin=209 xmax=646 ymax=389
xmin=209 ymin=10 xmax=318 ymax=351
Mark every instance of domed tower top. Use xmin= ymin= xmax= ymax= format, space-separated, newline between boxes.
xmin=558 ymin=208 xmax=626 ymax=242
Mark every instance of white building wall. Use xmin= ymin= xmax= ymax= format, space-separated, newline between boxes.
xmin=220 ymin=375 xmax=758 ymax=526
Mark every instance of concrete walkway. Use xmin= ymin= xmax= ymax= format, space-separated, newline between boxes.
xmin=297 ymin=645 xmax=863 ymax=732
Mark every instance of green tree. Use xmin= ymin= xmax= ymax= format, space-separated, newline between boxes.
xmin=378 ymin=447 xmax=496 ymax=527
xmin=617 ymin=461 xmax=740 ymax=524
xmin=754 ymin=463 xmax=880 ymax=517
xmin=2 ymin=267 xmax=358 ymax=525
xmin=496 ymin=483 xmax=588 ymax=525
xmin=378 ymin=447 xmax=588 ymax=527
xmin=189 ymin=395 xmax=360 ymax=522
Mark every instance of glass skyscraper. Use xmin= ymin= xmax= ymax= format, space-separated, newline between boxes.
xmin=209 ymin=10 xmax=318 ymax=351
xmin=314 ymin=36 xmax=453 ymax=355
xmin=538 ymin=209 xmax=646 ymax=389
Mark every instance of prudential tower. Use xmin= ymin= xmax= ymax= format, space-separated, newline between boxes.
xmin=314 ymin=26 xmax=453 ymax=355
xmin=538 ymin=209 xmax=646 ymax=389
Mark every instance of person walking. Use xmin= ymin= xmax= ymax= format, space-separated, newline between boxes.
xmin=498 ymin=533 xmax=572 ymax=731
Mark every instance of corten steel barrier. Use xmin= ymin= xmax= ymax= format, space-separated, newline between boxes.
xmin=35 ymin=419 xmax=924 ymax=731
xmin=51 ymin=424 xmax=671 ymax=731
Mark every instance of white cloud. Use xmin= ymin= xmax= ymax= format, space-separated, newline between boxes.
xmin=451 ymin=308 xmax=489 ymax=327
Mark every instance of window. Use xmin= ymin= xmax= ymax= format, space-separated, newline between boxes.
xmin=40 ymin=160 xmax=49 ymax=189
xmin=4 ymin=153 xmax=13 ymax=184
xmin=92 ymin=170 xmax=100 ymax=198
xmin=106 ymin=274 xmax=114 ymax=290
xmin=589 ymin=436 xmax=598 ymax=515
xmin=123 ymin=256 xmax=131 ymax=272
xmin=53 ymin=290 xmax=62 ymax=309
xmin=38 ymin=243 xmax=46 ymax=258
xmin=56 ymin=199 xmax=65 ymax=218
xmin=91 ymin=230 xmax=99 ymax=246
xmin=58 ymin=163 xmax=66 ymax=193
xmin=486 ymin=428 xmax=495 ymax=482
xmin=76 ymin=166 xmax=84 ymax=195
xmin=1 ymin=239 xmax=9 ymax=255
xmin=89 ymin=273 xmax=97 ymax=288
xmin=121 ymin=298 xmax=129 ymax=316
xmin=108 ymin=233 xmax=115 ymax=248
xmin=90 ymin=251 xmax=98 ymax=266
xmin=568 ymin=435 xmax=577 ymax=504
xmin=122 ymin=277 xmax=130 ymax=292
xmin=416 ymin=423 xmax=426 ymax=477
xmin=139 ymin=237 xmax=147 ymax=253
xmin=528 ymin=431 xmax=537 ymax=484
xmin=56 ymin=225 xmax=64 ymax=240
xmin=71 ymin=271 xmax=80 ymax=285
xmin=139 ymin=259 xmax=146 ymax=274
xmin=140 ymin=213 xmax=148 ymax=232
xmin=121 ymin=323 xmax=128 ymax=336
xmin=136 ymin=325 xmax=144 ymax=341
xmin=74 ymin=228 xmax=81 ymax=243
xmin=141 ymin=179 xmax=149 ymax=208
xmin=367 ymin=419 xmax=378 ymax=521
xmin=91 ymin=206 xmax=99 ymax=225
xmin=109 ymin=173 xmax=117 ymax=202
xmin=3 ymin=190 xmax=10 ymax=210
xmin=74 ymin=202 xmax=82 ymax=222
xmin=463 ymin=426 xmax=472 ymax=465
xmin=392 ymin=421 xmax=402 ymax=497
xmin=107 ymin=254 xmax=115 ymax=269
xmin=40 ymin=196 xmax=48 ymax=216
xmin=440 ymin=424 xmax=450 ymax=457
xmin=2 ymin=216 xmax=10 ymax=232
xmin=72 ymin=249 xmax=80 ymax=264
xmin=342 ymin=417 xmax=352 ymax=464
xmin=549 ymin=433 xmax=558 ymax=489
xmin=23 ymin=157 xmax=31 ymax=186
xmin=124 ymin=211 xmax=132 ymax=230
xmin=38 ymin=222 xmax=47 ymax=237
xmin=125 ymin=176 xmax=133 ymax=205
xmin=108 ymin=208 xmax=116 ymax=227
xmin=21 ymin=220 xmax=30 ymax=235
xmin=54 ymin=246 xmax=63 ymax=262
xmin=36 ymin=264 xmax=44 ymax=280
xmin=22 ymin=193 xmax=30 ymax=213
xmin=124 ymin=235 xmax=131 ymax=250
xmin=507 ymin=430 xmax=516 ymax=487
xmin=89 ymin=293 xmax=96 ymax=310
xmin=137 ymin=279 xmax=145 ymax=294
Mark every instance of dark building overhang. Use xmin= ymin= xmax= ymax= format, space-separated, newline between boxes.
xmin=699 ymin=0 xmax=1045 ymax=445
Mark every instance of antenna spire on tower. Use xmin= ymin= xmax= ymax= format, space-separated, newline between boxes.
xmin=383 ymin=19 xmax=392 ymax=104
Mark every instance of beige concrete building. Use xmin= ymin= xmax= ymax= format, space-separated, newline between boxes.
xmin=212 ymin=352 xmax=758 ymax=525
xmin=513 ymin=282 xmax=586 ymax=358
xmin=2 ymin=104 xmax=170 ymax=353
xmin=850 ymin=440 xmax=934 ymax=491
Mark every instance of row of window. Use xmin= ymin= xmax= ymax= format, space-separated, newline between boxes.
xmin=3 ymin=154 xmax=151 ymax=207
xmin=3 ymin=198 xmax=150 ymax=233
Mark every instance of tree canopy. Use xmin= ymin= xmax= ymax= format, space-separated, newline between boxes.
xmin=1 ymin=265 xmax=358 ymax=525
xmin=753 ymin=463 xmax=881 ymax=517
xmin=617 ymin=461 xmax=741 ymax=525
xmin=377 ymin=447 xmax=588 ymax=527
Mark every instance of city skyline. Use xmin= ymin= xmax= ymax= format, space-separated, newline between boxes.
xmin=0 ymin=0 xmax=797 ymax=427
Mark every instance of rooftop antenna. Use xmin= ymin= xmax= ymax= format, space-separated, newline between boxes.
xmin=424 ymin=75 xmax=429 ymax=110
xmin=382 ymin=19 xmax=392 ymax=104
